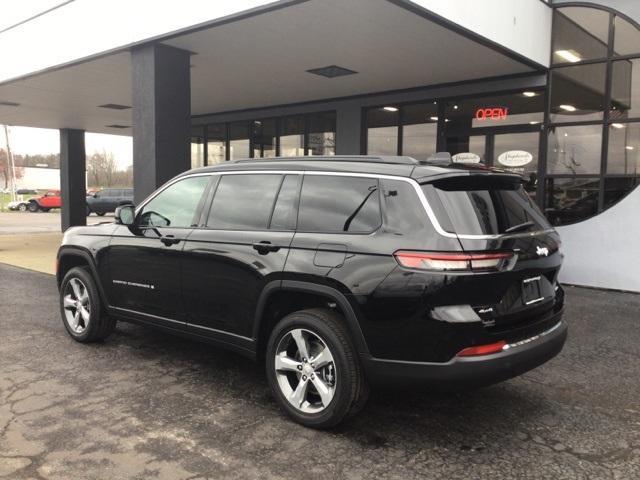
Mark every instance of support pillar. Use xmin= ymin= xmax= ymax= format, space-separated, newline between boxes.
xmin=131 ymin=43 xmax=191 ymax=204
xmin=335 ymin=103 xmax=363 ymax=155
xmin=60 ymin=128 xmax=86 ymax=231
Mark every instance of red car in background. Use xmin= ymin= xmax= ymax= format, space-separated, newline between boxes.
xmin=28 ymin=190 xmax=61 ymax=212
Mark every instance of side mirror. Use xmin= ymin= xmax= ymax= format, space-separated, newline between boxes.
xmin=115 ymin=204 xmax=136 ymax=226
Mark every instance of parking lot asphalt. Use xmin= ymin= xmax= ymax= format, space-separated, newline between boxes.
xmin=1 ymin=263 xmax=639 ymax=480
xmin=0 ymin=212 xmax=109 ymax=235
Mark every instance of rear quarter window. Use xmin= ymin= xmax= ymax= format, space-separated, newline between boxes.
xmin=297 ymin=175 xmax=381 ymax=233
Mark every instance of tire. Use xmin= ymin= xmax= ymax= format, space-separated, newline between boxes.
xmin=96 ymin=211 xmax=106 ymax=216
xmin=266 ymin=308 xmax=369 ymax=428
xmin=59 ymin=266 xmax=116 ymax=342
xmin=86 ymin=206 xmax=91 ymax=216
xmin=27 ymin=202 xmax=39 ymax=212
xmin=41 ymin=208 xmax=50 ymax=213
xmin=18 ymin=203 xmax=27 ymax=212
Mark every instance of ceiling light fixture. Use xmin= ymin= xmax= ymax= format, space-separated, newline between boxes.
xmin=529 ymin=121 xmax=540 ymax=125
xmin=383 ymin=106 xmax=399 ymax=112
xmin=0 ymin=101 xmax=20 ymax=107
xmin=555 ymin=49 xmax=582 ymax=63
xmin=99 ymin=103 xmax=131 ymax=110
xmin=429 ymin=116 xmax=439 ymax=121
xmin=106 ymin=124 xmax=130 ymax=129
xmin=523 ymin=91 xmax=537 ymax=97
xmin=625 ymin=145 xmax=635 ymax=150
xmin=306 ymin=65 xmax=358 ymax=78
xmin=559 ymin=104 xmax=577 ymax=112
xmin=612 ymin=123 xmax=625 ymax=129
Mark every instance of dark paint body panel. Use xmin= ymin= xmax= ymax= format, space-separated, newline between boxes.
xmin=57 ymin=157 xmax=566 ymax=388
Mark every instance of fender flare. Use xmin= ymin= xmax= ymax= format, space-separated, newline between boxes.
xmin=57 ymin=246 xmax=109 ymax=306
xmin=253 ymin=280 xmax=370 ymax=354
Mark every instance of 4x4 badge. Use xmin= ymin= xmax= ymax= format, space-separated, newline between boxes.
xmin=536 ymin=246 xmax=549 ymax=257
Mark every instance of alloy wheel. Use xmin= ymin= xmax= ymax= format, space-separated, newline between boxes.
xmin=274 ymin=328 xmax=337 ymax=414
xmin=63 ymin=278 xmax=91 ymax=334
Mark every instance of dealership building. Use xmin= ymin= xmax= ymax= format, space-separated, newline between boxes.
xmin=0 ymin=0 xmax=638 ymax=292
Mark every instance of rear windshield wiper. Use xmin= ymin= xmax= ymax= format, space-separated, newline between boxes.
xmin=504 ymin=220 xmax=535 ymax=234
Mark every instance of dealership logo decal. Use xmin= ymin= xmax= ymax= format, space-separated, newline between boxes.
xmin=536 ymin=246 xmax=549 ymax=257
xmin=113 ymin=279 xmax=155 ymax=290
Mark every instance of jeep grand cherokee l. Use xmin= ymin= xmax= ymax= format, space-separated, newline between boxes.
xmin=56 ymin=156 xmax=566 ymax=428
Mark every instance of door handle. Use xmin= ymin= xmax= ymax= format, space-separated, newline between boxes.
xmin=160 ymin=235 xmax=181 ymax=246
xmin=252 ymin=241 xmax=280 ymax=254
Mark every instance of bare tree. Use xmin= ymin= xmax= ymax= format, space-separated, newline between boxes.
xmin=0 ymin=148 xmax=24 ymax=190
xmin=87 ymin=150 xmax=119 ymax=188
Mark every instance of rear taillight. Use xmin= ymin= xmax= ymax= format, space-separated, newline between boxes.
xmin=393 ymin=251 xmax=514 ymax=272
xmin=456 ymin=340 xmax=507 ymax=357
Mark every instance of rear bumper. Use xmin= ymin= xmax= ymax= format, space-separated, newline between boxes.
xmin=361 ymin=313 xmax=567 ymax=390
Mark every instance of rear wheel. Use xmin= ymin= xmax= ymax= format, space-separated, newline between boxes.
xmin=18 ymin=203 xmax=27 ymax=212
xmin=27 ymin=202 xmax=39 ymax=212
xmin=266 ymin=308 xmax=369 ymax=428
xmin=60 ymin=266 xmax=116 ymax=342
xmin=96 ymin=211 xmax=106 ymax=216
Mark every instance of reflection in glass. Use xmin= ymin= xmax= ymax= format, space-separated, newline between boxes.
xmin=607 ymin=123 xmax=640 ymax=174
xmin=446 ymin=92 xmax=544 ymax=129
xmin=544 ymin=177 xmax=600 ymax=226
xmin=308 ymin=112 xmax=336 ymax=156
xmin=251 ymin=119 xmax=276 ymax=158
xmin=614 ymin=16 xmax=640 ymax=56
xmin=280 ymin=116 xmax=305 ymax=157
xmin=402 ymin=103 xmax=437 ymax=160
xmin=604 ymin=177 xmax=640 ymax=209
xmin=550 ymin=63 xmax=606 ymax=122
xmin=229 ymin=122 xmax=250 ymax=160
xmin=611 ymin=59 xmax=640 ymax=119
xmin=547 ymin=124 xmax=603 ymax=174
xmin=494 ymin=132 xmax=540 ymax=196
xmin=552 ymin=7 xmax=609 ymax=64
xmin=367 ymin=108 xmax=398 ymax=155
xmin=191 ymin=126 xmax=205 ymax=168
xmin=207 ymin=123 xmax=226 ymax=164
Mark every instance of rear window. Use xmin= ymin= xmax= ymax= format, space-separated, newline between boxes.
xmin=422 ymin=175 xmax=551 ymax=235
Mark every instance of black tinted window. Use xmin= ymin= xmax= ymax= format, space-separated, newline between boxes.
xmin=423 ymin=176 xmax=551 ymax=235
xmin=381 ymin=179 xmax=428 ymax=233
xmin=270 ymin=175 xmax=301 ymax=230
xmin=298 ymin=176 xmax=381 ymax=233
xmin=139 ymin=176 xmax=210 ymax=228
xmin=208 ymin=174 xmax=282 ymax=230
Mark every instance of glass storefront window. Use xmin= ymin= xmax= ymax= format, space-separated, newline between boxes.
xmin=607 ymin=122 xmax=640 ymax=175
xmin=446 ymin=92 xmax=544 ymax=129
xmin=207 ymin=123 xmax=226 ymax=164
xmin=610 ymin=59 xmax=640 ymax=119
xmin=308 ymin=112 xmax=336 ymax=156
xmin=545 ymin=177 xmax=600 ymax=225
xmin=229 ymin=122 xmax=250 ymax=160
xmin=402 ymin=103 xmax=437 ymax=160
xmin=367 ymin=107 xmax=398 ymax=155
xmin=552 ymin=7 xmax=609 ymax=64
xmin=547 ymin=124 xmax=603 ymax=174
xmin=550 ymin=63 xmax=607 ymax=122
xmin=604 ymin=177 xmax=640 ymax=208
xmin=191 ymin=126 xmax=205 ymax=168
xmin=447 ymin=135 xmax=486 ymax=165
xmin=614 ymin=16 xmax=640 ymax=56
xmin=494 ymin=132 xmax=540 ymax=194
xmin=280 ymin=115 xmax=305 ymax=157
xmin=251 ymin=119 xmax=277 ymax=158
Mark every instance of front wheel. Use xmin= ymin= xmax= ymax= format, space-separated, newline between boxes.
xmin=27 ymin=202 xmax=39 ymax=212
xmin=266 ymin=308 xmax=369 ymax=428
xmin=18 ymin=203 xmax=27 ymax=212
xmin=60 ymin=266 xmax=116 ymax=342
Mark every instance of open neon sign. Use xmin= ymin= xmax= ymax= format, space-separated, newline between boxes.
xmin=475 ymin=107 xmax=509 ymax=121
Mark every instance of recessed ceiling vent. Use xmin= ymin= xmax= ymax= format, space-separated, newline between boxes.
xmin=106 ymin=124 xmax=130 ymax=129
xmin=0 ymin=101 xmax=20 ymax=107
xmin=306 ymin=65 xmax=357 ymax=78
xmin=99 ymin=103 xmax=131 ymax=110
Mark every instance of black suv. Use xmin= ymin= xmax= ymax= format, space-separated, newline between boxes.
xmin=57 ymin=156 xmax=566 ymax=428
xmin=86 ymin=188 xmax=134 ymax=216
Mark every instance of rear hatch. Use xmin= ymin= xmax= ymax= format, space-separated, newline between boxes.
xmin=420 ymin=173 xmax=563 ymax=335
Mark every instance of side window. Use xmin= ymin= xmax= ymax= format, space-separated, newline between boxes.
xmin=207 ymin=174 xmax=283 ymax=230
xmin=139 ymin=176 xmax=210 ymax=228
xmin=298 ymin=175 xmax=381 ymax=233
xmin=270 ymin=174 xmax=301 ymax=230
xmin=380 ymin=179 xmax=429 ymax=233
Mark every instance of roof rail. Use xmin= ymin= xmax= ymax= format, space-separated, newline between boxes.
xmin=230 ymin=155 xmax=420 ymax=166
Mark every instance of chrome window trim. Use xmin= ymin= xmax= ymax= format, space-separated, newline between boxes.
xmin=136 ymin=169 xmax=555 ymax=241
